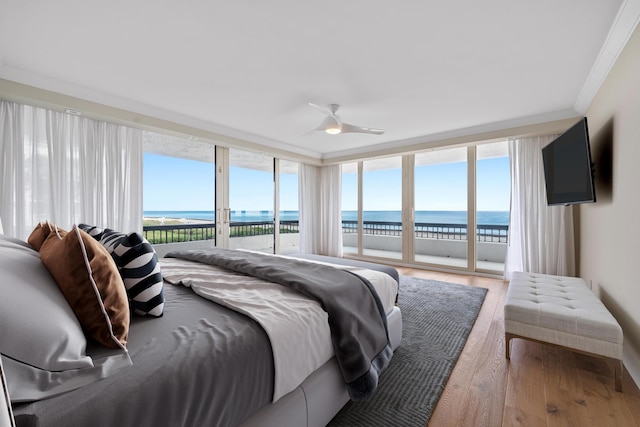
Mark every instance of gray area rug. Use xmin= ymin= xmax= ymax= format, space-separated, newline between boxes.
xmin=328 ymin=276 xmax=488 ymax=427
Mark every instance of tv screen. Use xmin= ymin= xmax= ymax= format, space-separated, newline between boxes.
xmin=542 ymin=117 xmax=596 ymax=206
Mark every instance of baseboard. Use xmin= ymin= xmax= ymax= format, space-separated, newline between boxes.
xmin=623 ymin=338 xmax=640 ymax=389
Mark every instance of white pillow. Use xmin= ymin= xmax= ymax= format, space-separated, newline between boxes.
xmin=0 ymin=236 xmax=133 ymax=402
xmin=0 ymin=233 xmax=33 ymax=250
xmin=0 ymin=237 xmax=92 ymax=371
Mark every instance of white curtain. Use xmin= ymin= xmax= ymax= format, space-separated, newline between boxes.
xmin=504 ymin=135 xmax=575 ymax=279
xmin=299 ymin=163 xmax=343 ymax=256
xmin=0 ymin=100 xmax=143 ymax=240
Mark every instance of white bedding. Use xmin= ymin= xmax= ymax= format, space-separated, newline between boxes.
xmin=159 ymin=256 xmax=398 ymax=402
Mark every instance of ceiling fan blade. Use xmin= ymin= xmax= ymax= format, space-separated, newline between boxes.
xmin=308 ymin=102 xmax=333 ymax=116
xmin=341 ymin=122 xmax=385 ymax=135
xmin=305 ymin=116 xmax=342 ymax=135
xmin=306 ymin=103 xmax=381 ymax=135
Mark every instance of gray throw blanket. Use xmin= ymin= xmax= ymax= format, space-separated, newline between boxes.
xmin=165 ymin=248 xmax=393 ymax=401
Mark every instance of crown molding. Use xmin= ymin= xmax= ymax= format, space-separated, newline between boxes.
xmin=321 ymin=112 xmax=580 ymax=164
xmin=574 ymin=0 xmax=640 ymax=113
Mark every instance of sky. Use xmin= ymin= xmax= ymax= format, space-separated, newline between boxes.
xmin=143 ymin=153 xmax=510 ymax=212
xmin=144 ymin=153 xmax=215 ymax=211
xmin=339 ymin=157 xmax=510 ymax=211
xmin=143 ymin=153 xmax=298 ymax=211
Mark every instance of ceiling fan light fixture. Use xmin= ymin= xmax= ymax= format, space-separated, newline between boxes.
xmin=308 ymin=103 xmax=385 ymax=136
xmin=325 ymin=126 xmax=341 ymax=135
xmin=321 ymin=115 xmax=342 ymax=134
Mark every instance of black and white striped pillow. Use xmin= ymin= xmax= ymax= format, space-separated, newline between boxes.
xmin=79 ymin=224 xmax=165 ymax=317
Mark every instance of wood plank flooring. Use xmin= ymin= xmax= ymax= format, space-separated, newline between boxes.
xmin=396 ymin=267 xmax=640 ymax=427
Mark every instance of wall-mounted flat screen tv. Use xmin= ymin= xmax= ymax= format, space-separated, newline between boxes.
xmin=542 ymin=117 xmax=596 ymax=206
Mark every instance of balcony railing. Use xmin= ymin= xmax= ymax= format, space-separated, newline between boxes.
xmin=144 ymin=223 xmax=215 ymax=244
xmin=144 ymin=220 xmax=508 ymax=244
xmin=342 ymin=220 xmax=507 ymax=242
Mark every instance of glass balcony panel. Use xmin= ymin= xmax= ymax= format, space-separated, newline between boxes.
xmin=341 ymin=162 xmax=359 ymax=255
xmin=279 ymin=159 xmax=299 ymax=254
xmin=476 ymin=141 xmax=510 ymax=272
xmin=414 ymin=147 xmax=468 ymax=267
xmin=363 ymin=157 xmax=403 ymax=260
xmin=229 ymin=149 xmax=274 ymax=254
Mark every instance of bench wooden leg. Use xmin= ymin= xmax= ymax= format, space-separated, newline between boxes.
xmin=604 ymin=356 xmax=623 ymax=392
xmin=614 ymin=359 xmax=623 ymax=392
xmin=505 ymin=333 xmax=514 ymax=360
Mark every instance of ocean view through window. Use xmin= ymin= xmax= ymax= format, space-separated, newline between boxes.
xmin=415 ymin=147 xmax=468 ymax=267
xmin=143 ymin=134 xmax=510 ymax=271
xmin=143 ymin=132 xmax=215 ymax=250
xmin=337 ymin=143 xmax=510 ymax=272
xmin=363 ymin=157 xmax=403 ymax=259
xmin=142 ymin=210 xmax=510 ymax=224
xmin=477 ymin=141 xmax=510 ymax=270
xmin=141 ymin=210 xmax=509 ymax=266
xmin=144 ymin=210 xmax=509 ymax=251
xmin=229 ymin=149 xmax=275 ymax=253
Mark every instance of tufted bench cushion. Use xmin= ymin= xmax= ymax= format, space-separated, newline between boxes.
xmin=505 ymin=271 xmax=623 ymax=391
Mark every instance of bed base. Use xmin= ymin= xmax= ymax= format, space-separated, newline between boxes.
xmin=240 ymin=305 xmax=402 ymax=427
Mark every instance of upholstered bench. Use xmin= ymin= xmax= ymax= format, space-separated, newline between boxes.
xmin=504 ymin=272 xmax=623 ymax=391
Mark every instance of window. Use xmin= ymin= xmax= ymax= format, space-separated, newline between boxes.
xmin=363 ymin=157 xmax=403 ymax=260
xmin=414 ymin=148 xmax=468 ymax=267
xmin=341 ymin=162 xmax=359 ymax=255
xmin=142 ymin=132 xmax=215 ymax=254
xmin=341 ymin=141 xmax=510 ymax=273
xmin=279 ymin=159 xmax=299 ymax=254
xmin=229 ymin=149 xmax=275 ymax=253
xmin=476 ymin=141 xmax=510 ymax=272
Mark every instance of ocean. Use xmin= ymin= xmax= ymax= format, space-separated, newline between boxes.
xmin=143 ymin=210 xmax=509 ymax=225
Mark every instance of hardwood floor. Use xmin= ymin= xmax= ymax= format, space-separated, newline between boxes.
xmin=396 ymin=267 xmax=640 ymax=427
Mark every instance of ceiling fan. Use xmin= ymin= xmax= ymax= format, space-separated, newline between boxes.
xmin=308 ymin=103 xmax=385 ymax=135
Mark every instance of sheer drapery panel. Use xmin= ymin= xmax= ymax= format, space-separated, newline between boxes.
xmin=299 ymin=163 xmax=343 ymax=257
xmin=0 ymin=100 xmax=143 ymax=240
xmin=504 ymin=135 xmax=575 ymax=279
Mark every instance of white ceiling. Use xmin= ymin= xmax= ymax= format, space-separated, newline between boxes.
xmin=1 ymin=1 xmax=638 ymax=160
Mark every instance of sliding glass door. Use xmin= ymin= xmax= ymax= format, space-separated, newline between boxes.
xmin=142 ymin=138 xmax=301 ymax=257
xmin=362 ymin=157 xmax=403 ymax=260
xmin=340 ymin=141 xmax=509 ymax=274
xmin=414 ymin=147 xmax=468 ymax=267
xmin=278 ymin=159 xmax=299 ymax=254
xmin=142 ymin=132 xmax=216 ymax=256
xmin=476 ymin=141 xmax=510 ymax=272
xmin=229 ymin=149 xmax=275 ymax=253
xmin=341 ymin=162 xmax=359 ymax=255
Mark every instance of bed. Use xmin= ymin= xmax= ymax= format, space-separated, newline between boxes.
xmin=1 ymin=228 xmax=402 ymax=427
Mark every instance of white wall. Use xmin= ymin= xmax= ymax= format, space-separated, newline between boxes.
xmin=579 ymin=23 xmax=640 ymax=385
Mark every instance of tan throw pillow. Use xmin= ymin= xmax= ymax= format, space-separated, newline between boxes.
xmin=39 ymin=225 xmax=129 ymax=349
xmin=27 ymin=221 xmax=55 ymax=251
